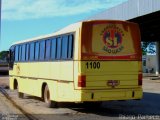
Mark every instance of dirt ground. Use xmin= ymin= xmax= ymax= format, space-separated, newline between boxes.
xmin=0 ymin=76 xmax=9 ymax=88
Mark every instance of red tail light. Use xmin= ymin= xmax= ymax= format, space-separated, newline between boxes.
xmin=78 ymin=75 xmax=86 ymax=87
xmin=138 ymin=74 xmax=142 ymax=86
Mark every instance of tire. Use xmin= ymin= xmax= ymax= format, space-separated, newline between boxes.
xmin=17 ymin=82 xmax=24 ymax=98
xmin=44 ymin=85 xmax=57 ymax=108
xmin=14 ymin=80 xmax=18 ymax=89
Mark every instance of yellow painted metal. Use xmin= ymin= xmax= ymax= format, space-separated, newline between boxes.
xmin=9 ymin=60 xmax=142 ymax=102
xmin=9 ymin=20 xmax=142 ymax=103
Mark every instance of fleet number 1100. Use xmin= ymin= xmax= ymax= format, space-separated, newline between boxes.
xmin=86 ymin=62 xmax=100 ymax=69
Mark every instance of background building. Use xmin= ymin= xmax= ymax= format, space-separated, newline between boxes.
xmin=87 ymin=0 xmax=160 ymax=74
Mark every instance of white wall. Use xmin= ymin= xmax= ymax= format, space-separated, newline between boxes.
xmin=143 ymin=55 xmax=157 ymax=73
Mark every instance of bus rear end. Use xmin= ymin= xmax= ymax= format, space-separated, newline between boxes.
xmin=75 ymin=20 xmax=142 ymax=102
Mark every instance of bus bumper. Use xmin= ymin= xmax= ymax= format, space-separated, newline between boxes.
xmin=79 ymin=88 xmax=143 ymax=101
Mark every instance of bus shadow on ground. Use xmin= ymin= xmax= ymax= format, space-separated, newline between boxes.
xmin=25 ymin=95 xmax=43 ymax=101
xmin=70 ymin=92 xmax=160 ymax=117
xmin=21 ymin=92 xmax=160 ymax=116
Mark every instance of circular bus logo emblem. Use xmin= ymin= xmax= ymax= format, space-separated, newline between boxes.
xmin=101 ymin=24 xmax=124 ymax=54
xmin=103 ymin=31 xmax=122 ymax=48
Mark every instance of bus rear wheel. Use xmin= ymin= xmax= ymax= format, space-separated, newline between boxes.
xmin=17 ymin=82 xmax=24 ymax=98
xmin=44 ymin=85 xmax=57 ymax=108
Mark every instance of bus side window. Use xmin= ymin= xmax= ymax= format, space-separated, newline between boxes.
xmin=62 ymin=35 xmax=68 ymax=59
xmin=22 ymin=44 xmax=26 ymax=61
xmin=15 ymin=46 xmax=19 ymax=62
xmin=9 ymin=46 xmax=15 ymax=68
xmin=10 ymin=46 xmax=15 ymax=62
xmin=40 ymin=40 xmax=45 ymax=61
xmin=26 ymin=44 xmax=29 ymax=61
xmin=56 ymin=37 xmax=62 ymax=60
xmin=35 ymin=42 xmax=40 ymax=61
xmin=51 ymin=38 xmax=57 ymax=60
xmin=19 ymin=45 xmax=22 ymax=61
xmin=29 ymin=42 xmax=35 ymax=61
xmin=68 ymin=34 xmax=74 ymax=59
xmin=45 ymin=40 xmax=51 ymax=60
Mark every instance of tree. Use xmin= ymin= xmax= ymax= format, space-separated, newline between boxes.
xmin=141 ymin=42 xmax=156 ymax=55
xmin=0 ymin=51 xmax=8 ymax=61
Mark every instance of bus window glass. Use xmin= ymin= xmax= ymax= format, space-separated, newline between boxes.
xmin=62 ymin=35 xmax=68 ymax=59
xmin=10 ymin=46 xmax=15 ymax=62
xmin=56 ymin=37 xmax=61 ymax=59
xmin=29 ymin=42 xmax=35 ymax=61
xmin=19 ymin=45 xmax=22 ymax=61
xmin=68 ymin=34 xmax=73 ymax=59
xmin=22 ymin=44 xmax=26 ymax=61
xmin=45 ymin=40 xmax=51 ymax=60
xmin=26 ymin=44 xmax=29 ymax=61
xmin=35 ymin=42 xmax=40 ymax=61
xmin=9 ymin=46 xmax=15 ymax=68
xmin=81 ymin=23 xmax=139 ymax=60
xmin=40 ymin=40 xmax=45 ymax=61
xmin=51 ymin=38 xmax=57 ymax=60
xmin=15 ymin=46 xmax=19 ymax=61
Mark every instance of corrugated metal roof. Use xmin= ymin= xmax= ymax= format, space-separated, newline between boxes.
xmin=88 ymin=0 xmax=160 ymax=20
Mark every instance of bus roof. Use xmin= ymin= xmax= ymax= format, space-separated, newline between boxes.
xmin=11 ymin=20 xmax=135 ymax=46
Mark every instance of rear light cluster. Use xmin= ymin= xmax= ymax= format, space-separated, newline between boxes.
xmin=78 ymin=75 xmax=86 ymax=87
xmin=138 ymin=74 xmax=142 ymax=86
xmin=138 ymin=61 xmax=142 ymax=86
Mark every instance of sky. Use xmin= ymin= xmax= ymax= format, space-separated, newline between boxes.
xmin=1 ymin=0 xmax=127 ymax=51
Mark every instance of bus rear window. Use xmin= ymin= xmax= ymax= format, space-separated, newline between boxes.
xmin=81 ymin=22 xmax=141 ymax=60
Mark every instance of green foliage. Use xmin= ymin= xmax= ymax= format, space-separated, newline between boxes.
xmin=141 ymin=42 xmax=156 ymax=55
xmin=0 ymin=51 xmax=8 ymax=60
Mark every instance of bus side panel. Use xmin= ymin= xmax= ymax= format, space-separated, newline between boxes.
xmin=73 ymin=61 xmax=79 ymax=90
xmin=55 ymin=61 xmax=75 ymax=101
xmin=58 ymin=62 xmax=74 ymax=81
xmin=9 ymin=61 xmax=74 ymax=99
xmin=9 ymin=76 xmax=14 ymax=90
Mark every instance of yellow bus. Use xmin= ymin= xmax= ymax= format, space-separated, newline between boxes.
xmin=9 ymin=20 xmax=142 ymax=107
